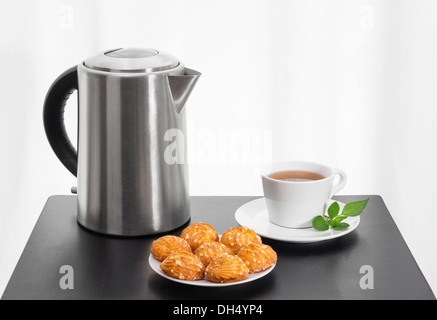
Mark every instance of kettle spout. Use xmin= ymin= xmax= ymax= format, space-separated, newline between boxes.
xmin=168 ymin=68 xmax=201 ymax=114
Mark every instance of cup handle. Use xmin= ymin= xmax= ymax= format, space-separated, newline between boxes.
xmin=330 ymin=168 xmax=347 ymax=197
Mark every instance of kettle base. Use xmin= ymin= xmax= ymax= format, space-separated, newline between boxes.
xmin=76 ymin=216 xmax=191 ymax=237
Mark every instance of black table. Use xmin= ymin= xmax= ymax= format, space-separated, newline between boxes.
xmin=2 ymin=195 xmax=435 ymax=300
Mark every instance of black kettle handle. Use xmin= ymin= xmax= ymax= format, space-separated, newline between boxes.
xmin=43 ymin=66 xmax=78 ymax=177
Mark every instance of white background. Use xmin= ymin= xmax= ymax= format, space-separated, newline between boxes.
xmin=1 ymin=0 xmax=436 ymax=297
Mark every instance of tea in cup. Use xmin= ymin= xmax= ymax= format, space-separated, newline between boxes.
xmin=261 ymin=161 xmax=347 ymax=228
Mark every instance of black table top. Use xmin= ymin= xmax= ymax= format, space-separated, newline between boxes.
xmin=2 ymin=195 xmax=435 ymax=300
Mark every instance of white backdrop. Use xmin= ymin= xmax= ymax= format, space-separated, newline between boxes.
xmin=1 ymin=0 xmax=436 ymax=297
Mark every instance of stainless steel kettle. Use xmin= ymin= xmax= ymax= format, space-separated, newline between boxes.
xmin=43 ymin=48 xmax=200 ymax=236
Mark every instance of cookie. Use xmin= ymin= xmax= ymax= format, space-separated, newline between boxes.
xmin=237 ymin=242 xmax=277 ymax=273
xmin=160 ymin=252 xmax=205 ymax=281
xmin=151 ymin=235 xmax=192 ymax=262
xmin=220 ymin=227 xmax=262 ymax=254
xmin=180 ymin=222 xmax=219 ymax=251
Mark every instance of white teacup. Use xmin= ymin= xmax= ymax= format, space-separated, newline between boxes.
xmin=261 ymin=161 xmax=347 ymax=228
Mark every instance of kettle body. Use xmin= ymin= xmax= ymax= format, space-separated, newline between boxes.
xmin=43 ymin=48 xmax=200 ymax=236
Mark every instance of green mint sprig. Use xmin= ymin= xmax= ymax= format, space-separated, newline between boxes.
xmin=312 ymin=198 xmax=369 ymax=231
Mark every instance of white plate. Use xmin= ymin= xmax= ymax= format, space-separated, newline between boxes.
xmin=149 ymin=252 xmax=276 ymax=287
xmin=235 ymin=198 xmax=360 ymax=243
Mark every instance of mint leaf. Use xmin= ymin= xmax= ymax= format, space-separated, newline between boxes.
xmin=311 ymin=198 xmax=370 ymax=232
xmin=342 ymin=198 xmax=369 ymax=217
xmin=333 ymin=222 xmax=350 ymax=231
xmin=327 ymin=219 xmax=337 ymax=227
xmin=327 ymin=201 xmax=340 ymax=220
xmin=333 ymin=215 xmax=348 ymax=224
xmin=312 ymin=216 xmax=329 ymax=231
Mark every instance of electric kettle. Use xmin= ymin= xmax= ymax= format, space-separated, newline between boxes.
xmin=43 ymin=48 xmax=200 ymax=236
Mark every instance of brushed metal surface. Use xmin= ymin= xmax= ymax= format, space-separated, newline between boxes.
xmin=76 ymin=57 xmax=200 ymax=236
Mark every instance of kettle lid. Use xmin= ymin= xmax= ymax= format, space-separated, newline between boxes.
xmin=83 ymin=48 xmax=180 ymax=73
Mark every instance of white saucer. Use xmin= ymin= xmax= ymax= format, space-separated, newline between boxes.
xmin=235 ymin=198 xmax=360 ymax=243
